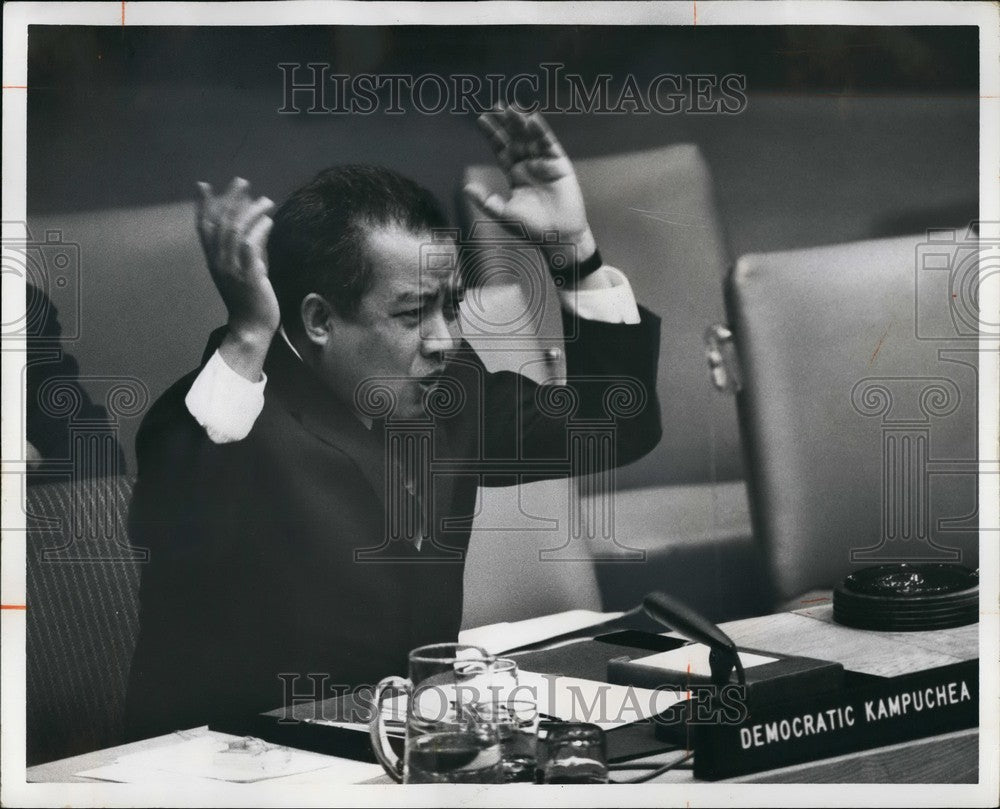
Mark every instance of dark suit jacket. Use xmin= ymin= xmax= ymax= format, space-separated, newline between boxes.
xmin=124 ymin=307 xmax=662 ymax=741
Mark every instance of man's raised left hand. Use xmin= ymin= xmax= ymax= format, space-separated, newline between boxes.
xmin=464 ymin=106 xmax=597 ymax=263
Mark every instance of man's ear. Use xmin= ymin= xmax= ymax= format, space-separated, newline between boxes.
xmin=300 ymin=293 xmax=334 ymax=346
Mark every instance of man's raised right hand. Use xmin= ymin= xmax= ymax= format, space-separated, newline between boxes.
xmin=195 ymin=178 xmax=277 ymax=381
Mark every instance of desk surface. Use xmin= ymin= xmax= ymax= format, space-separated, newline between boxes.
xmin=26 ymin=598 xmax=980 ymax=786
xmin=704 ymin=599 xmax=978 ymax=678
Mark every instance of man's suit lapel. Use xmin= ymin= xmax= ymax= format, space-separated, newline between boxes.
xmin=264 ymin=337 xmax=388 ymax=511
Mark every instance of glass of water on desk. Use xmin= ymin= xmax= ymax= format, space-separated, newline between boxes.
xmin=404 ymin=720 xmax=500 ymax=785
xmin=489 ymin=658 xmax=519 ymax=701
xmin=470 ymin=700 xmax=539 ymax=783
xmin=369 ymin=642 xmax=503 ymax=784
xmin=537 ymin=722 xmax=609 ymax=784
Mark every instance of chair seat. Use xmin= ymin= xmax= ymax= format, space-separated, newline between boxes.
xmin=462 ymin=480 xmax=605 ymax=629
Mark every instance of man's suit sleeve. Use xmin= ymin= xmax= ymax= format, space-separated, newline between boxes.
xmin=474 ymin=303 xmax=663 ymax=486
xmin=125 ymin=363 xmax=271 ymax=739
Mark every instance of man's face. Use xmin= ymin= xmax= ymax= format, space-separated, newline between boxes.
xmin=316 ymin=223 xmax=462 ymax=421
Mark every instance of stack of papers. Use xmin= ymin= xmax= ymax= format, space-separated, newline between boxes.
xmin=458 ymin=609 xmax=624 ymax=654
xmin=518 ymin=671 xmax=683 ymax=731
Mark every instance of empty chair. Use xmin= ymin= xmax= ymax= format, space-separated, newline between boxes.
xmin=720 ymin=231 xmax=981 ymax=606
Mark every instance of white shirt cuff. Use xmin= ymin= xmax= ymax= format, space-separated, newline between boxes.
xmin=185 ymin=349 xmax=267 ymax=444
xmin=557 ymin=265 xmax=641 ymax=324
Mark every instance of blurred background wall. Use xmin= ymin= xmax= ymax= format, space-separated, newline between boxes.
xmin=24 ymin=25 xmax=978 ymax=474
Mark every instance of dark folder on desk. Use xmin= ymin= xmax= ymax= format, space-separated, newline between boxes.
xmin=509 ymin=628 xmax=691 ymax=762
xmin=210 ymin=692 xmax=384 ymax=763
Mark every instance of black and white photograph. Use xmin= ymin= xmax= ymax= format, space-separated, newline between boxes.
xmin=2 ymin=1 xmax=997 ymax=805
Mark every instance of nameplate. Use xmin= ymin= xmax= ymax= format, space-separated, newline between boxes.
xmin=691 ymin=659 xmax=978 ymax=780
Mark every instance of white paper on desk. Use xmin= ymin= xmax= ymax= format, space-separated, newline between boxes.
xmin=458 ymin=609 xmax=624 ymax=655
xmin=632 ymin=644 xmax=778 ymax=678
xmin=76 ymin=761 xmax=217 ymax=784
xmin=78 ymin=756 xmax=383 ymax=786
xmin=76 ymin=736 xmax=340 ymax=784
xmin=264 ymin=759 xmax=385 ymax=785
xmin=518 ymin=671 xmax=683 ymax=731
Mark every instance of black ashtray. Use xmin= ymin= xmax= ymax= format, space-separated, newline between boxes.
xmin=832 ymin=563 xmax=979 ymax=631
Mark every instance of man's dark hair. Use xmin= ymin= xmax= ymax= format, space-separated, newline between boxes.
xmin=267 ymin=165 xmax=448 ymax=332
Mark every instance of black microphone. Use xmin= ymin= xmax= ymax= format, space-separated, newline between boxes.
xmin=642 ymin=591 xmax=746 ymax=686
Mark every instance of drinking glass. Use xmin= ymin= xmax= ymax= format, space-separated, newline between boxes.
xmin=488 ymin=658 xmax=519 ymax=703
xmin=471 ymin=700 xmax=539 ymax=783
xmin=537 ymin=722 xmax=609 ymax=784
xmin=369 ymin=642 xmax=502 ymax=784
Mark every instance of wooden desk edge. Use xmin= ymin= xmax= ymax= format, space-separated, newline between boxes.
xmin=26 ymin=726 xmax=979 ymax=786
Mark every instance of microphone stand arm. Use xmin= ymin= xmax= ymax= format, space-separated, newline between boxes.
xmin=642 ymin=591 xmax=748 ymax=687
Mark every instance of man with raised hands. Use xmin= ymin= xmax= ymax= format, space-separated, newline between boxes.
xmin=124 ymin=107 xmax=663 ymax=741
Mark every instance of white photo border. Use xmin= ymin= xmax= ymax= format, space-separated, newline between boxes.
xmin=2 ymin=2 xmax=998 ymax=806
